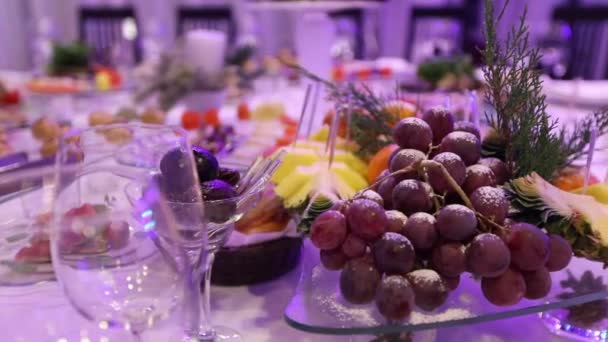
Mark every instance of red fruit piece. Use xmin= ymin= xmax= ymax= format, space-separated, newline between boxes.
xmin=1 ymin=90 xmax=20 ymax=105
xmin=181 ymin=110 xmax=201 ymax=130
xmin=105 ymin=220 xmax=130 ymax=249
xmin=15 ymin=239 xmax=51 ymax=263
xmin=237 ymin=103 xmax=250 ymax=120
xmin=64 ymin=204 xmax=97 ymax=218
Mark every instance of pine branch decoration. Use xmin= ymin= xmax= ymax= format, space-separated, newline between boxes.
xmin=281 ymin=61 xmax=395 ymax=160
xmin=482 ymin=0 xmax=564 ymax=180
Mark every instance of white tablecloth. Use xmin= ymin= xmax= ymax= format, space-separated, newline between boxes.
xmin=0 ymin=72 xmax=604 ymax=341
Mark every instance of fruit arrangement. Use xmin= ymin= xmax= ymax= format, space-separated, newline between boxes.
xmin=15 ymin=204 xmax=130 ymax=264
xmin=157 ymin=145 xmax=242 ymax=224
xmin=307 ymin=106 xmax=576 ymax=322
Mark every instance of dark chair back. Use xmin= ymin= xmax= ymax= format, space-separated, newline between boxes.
xmin=176 ymin=7 xmax=235 ymax=45
xmin=329 ymin=8 xmax=365 ymax=59
xmin=406 ymin=0 xmax=480 ymax=61
xmin=553 ymin=4 xmax=608 ymax=79
xmin=79 ymin=7 xmax=142 ymax=65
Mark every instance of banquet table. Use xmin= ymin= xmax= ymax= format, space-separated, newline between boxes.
xmin=1 ymin=71 xmax=607 ymax=341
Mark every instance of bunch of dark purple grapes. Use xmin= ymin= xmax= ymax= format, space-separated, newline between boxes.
xmin=159 ymin=146 xmax=241 ymax=223
xmin=308 ymin=107 xmax=573 ymax=322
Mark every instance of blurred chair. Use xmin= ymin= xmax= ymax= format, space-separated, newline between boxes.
xmin=79 ymin=7 xmax=142 ymax=65
xmin=553 ymin=3 xmax=608 ymax=79
xmin=176 ymin=6 xmax=235 ymax=45
xmin=406 ymin=0 xmax=480 ymax=63
xmin=329 ymin=8 xmax=365 ymax=60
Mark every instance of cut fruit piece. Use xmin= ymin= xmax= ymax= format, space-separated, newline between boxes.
xmin=572 ymin=183 xmax=608 ymax=204
xmin=367 ymin=144 xmax=399 ymax=183
xmin=274 ymin=170 xmax=313 ymax=201
xmin=331 ymin=162 xmax=368 ymax=192
xmin=284 ymin=177 xmax=313 ymax=209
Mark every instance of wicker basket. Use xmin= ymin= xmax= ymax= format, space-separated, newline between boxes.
xmin=211 ymin=237 xmax=303 ymax=286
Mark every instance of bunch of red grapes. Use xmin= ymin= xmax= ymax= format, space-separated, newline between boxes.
xmin=309 ymin=107 xmax=573 ymax=322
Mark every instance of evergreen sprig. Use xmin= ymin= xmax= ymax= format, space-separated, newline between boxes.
xmin=482 ymin=0 xmax=564 ymax=180
xmin=483 ymin=0 xmax=608 ymax=179
xmin=281 ymin=61 xmax=395 ymax=160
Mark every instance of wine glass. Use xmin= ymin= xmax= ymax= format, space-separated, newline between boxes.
xmin=125 ymin=161 xmax=273 ymax=341
xmin=51 ymin=124 xmax=205 ymax=341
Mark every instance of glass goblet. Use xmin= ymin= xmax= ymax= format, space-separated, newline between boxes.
xmin=52 ymin=124 xmax=204 ymax=341
xmin=127 ymin=176 xmax=267 ymax=342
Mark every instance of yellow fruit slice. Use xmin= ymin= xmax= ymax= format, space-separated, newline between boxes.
xmin=284 ymin=177 xmax=313 ymax=208
xmin=274 ymin=170 xmax=312 ymax=200
xmin=573 ymin=184 xmax=608 ymax=204
xmin=271 ymin=148 xmax=321 ymax=183
xmin=331 ymin=162 xmax=368 ymax=191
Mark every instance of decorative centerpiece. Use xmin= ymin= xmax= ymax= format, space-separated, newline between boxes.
xmin=280 ymin=0 xmax=608 ymax=338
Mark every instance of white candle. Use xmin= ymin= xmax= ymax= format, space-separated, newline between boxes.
xmin=184 ymin=29 xmax=227 ymax=77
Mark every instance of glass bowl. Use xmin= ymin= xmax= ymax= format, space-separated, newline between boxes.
xmin=284 ymin=240 xmax=608 ymax=337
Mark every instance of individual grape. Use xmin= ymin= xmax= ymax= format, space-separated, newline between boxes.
xmin=442 ymin=275 xmax=461 ymax=291
xmin=192 ymin=145 xmax=220 ymax=182
xmin=478 ymin=158 xmax=509 ymax=185
xmin=454 ymin=121 xmax=480 ymax=139
xmin=342 ymin=233 xmax=367 ymax=259
xmin=502 ymin=222 xmax=550 ymax=271
xmin=385 ymin=210 xmax=407 ymax=234
xmin=160 ymin=148 xmax=196 ymax=192
xmin=470 ymin=186 xmax=509 ymax=225
xmin=201 ymin=180 xmax=238 ymax=223
xmin=436 ymin=204 xmax=477 ymax=241
xmin=389 ymin=149 xmax=425 ymax=178
xmin=406 ymin=269 xmax=449 ymax=311
xmin=393 ymin=117 xmax=433 ymax=152
xmin=522 ymin=267 xmax=552 ymax=299
xmin=462 ymin=164 xmax=496 ymax=195
xmin=439 ymin=131 xmax=481 ymax=166
xmin=330 ymin=199 xmax=349 ymax=214
xmin=482 ymin=268 xmax=526 ymax=306
xmin=347 ymin=199 xmax=388 ymax=241
xmin=422 ymin=107 xmax=455 ymax=144
xmin=354 ymin=189 xmax=384 ymax=207
xmin=402 ymin=212 xmax=438 ymax=251
xmin=377 ymin=176 xmax=398 ymax=210
xmin=392 ymin=179 xmax=433 ymax=215
xmin=427 ymin=152 xmax=466 ymax=194
xmin=466 ymin=233 xmax=511 ymax=277
xmin=545 ymin=234 xmax=573 ymax=271
xmin=375 ymin=275 xmax=415 ymax=321
xmin=431 ymin=242 xmax=466 ymax=277
xmin=388 ymin=147 xmax=401 ymax=165
xmin=373 ymin=232 xmax=415 ymax=274
xmin=340 ymin=257 xmax=381 ymax=304
xmin=310 ymin=210 xmax=348 ymax=250
xmin=320 ymin=248 xmax=348 ymax=270
xmin=217 ymin=167 xmax=240 ymax=186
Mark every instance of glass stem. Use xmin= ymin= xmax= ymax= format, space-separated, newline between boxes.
xmin=197 ymin=252 xmax=216 ymax=340
xmin=132 ymin=331 xmax=143 ymax=342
